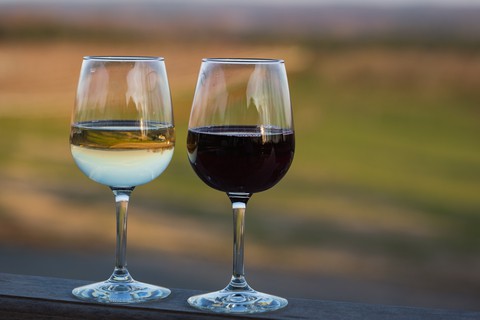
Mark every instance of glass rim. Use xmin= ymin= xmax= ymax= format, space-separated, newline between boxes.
xmin=83 ymin=56 xmax=165 ymax=61
xmin=203 ymin=58 xmax=284 ymax=64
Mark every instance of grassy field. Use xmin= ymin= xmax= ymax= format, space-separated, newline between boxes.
xmin=0 ymin=38 xmax=479 ymax=309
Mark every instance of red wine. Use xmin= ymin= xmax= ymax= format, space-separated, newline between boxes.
xmin=187 ymin=125 xmax=294 ymax=193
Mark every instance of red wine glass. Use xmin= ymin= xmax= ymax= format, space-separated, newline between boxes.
xmin=186 ymin=58 xmax=294 ymax=313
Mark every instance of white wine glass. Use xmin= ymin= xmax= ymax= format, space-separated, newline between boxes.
xmin=186 ymin=58 xmax=294 ymax=313
xmin=70 ymin=56 xmax=175 ymax=304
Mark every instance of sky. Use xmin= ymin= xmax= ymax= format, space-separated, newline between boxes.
xmin=0 ymin=0 xmax=479 ymax=5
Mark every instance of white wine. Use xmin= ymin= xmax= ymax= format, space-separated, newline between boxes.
xmin=70 ymin=120 xmax=175 ymax=187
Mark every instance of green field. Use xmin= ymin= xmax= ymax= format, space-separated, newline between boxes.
xmin=0 ymin=39 xmax=479 ymax=309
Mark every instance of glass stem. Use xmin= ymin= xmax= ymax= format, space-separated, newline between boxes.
xmin=232 ymin=202 xmax=246 ymax=281
xmin=228 ymin=192 xmax=251 ymax=290
xmin=111 ymin=187 xmax=134 ymax=281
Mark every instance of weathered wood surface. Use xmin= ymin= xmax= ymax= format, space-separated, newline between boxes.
xmin=0 ymin=273 xmax=478 ymax=320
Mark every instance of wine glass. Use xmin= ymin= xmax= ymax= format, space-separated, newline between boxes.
xmin=186 ymin=58 xmax=294 ymax=313
xmin=69 ymin=56 xmax=175 ymax=304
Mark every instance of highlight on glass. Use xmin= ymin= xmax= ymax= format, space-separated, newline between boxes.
xmin=186 ymin=58 xmax=294 ymax=313
xmin=70 ymin=56 xmax=175 ymax=304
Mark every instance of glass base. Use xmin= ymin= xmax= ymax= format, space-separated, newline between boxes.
xmin=72 ymin=271 xmax=170 ymax=304
xmin=187 ymin=281 xmax=287 ymax=314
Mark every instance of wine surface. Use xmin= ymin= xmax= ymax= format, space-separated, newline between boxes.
xmin=187 ymin=125 xmax=294 ymax=193
xmin=70 ymin=120 xmax=175 ymax=187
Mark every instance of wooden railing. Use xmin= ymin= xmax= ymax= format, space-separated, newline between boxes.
xmin=0 ymin=273 xmax=478 ymax=320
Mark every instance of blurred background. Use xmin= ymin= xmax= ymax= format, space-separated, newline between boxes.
xmin=0 ymin=0 xmax=479 ymax=311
